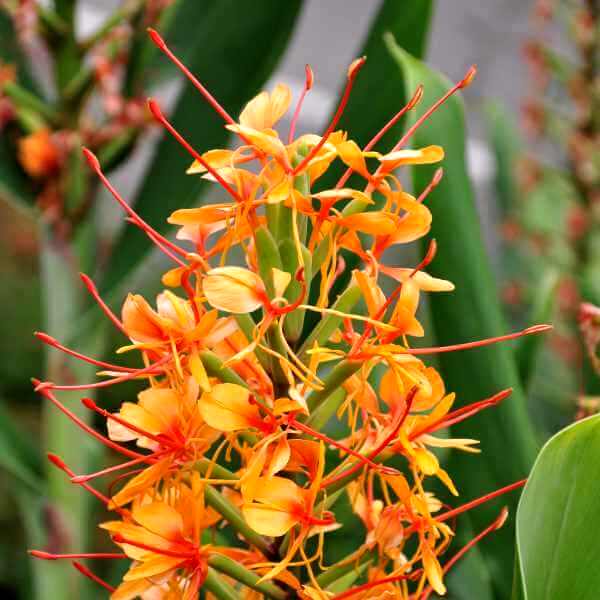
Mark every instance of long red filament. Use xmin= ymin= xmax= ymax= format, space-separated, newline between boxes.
xmin=29 ymin=550 xmax=126 ymax=560
xmin=147 ymin=99 xmax=243 ymax=203
xmin=111 ymin=534 xmax=195 ymax=559
xmin=417 ymin=167 xmax=444 ymax=203
xmin=82 ymin=397 xmax=178 ymax=449
xmin=79 ymin=273 xmax=127 ymax=335
xmin=292 ymin=57 xmax=366 ymax=175
xmin=333 ymin=571 xmax=418 ymax=600
xmin=71 ymin=452 xmax=165 ymax=484
xmin=72 ymin=561 xmax=116 ymax=593
xmin=336 ymin=84 xmax=424 ymax=188
xmin=403 ymin=325 xmax=552 ymax=356
xmin=82 ymin=148 xmax=188 ymax=260
xmin=35 ymin=353 xmax=171 ymax=391
xmin=36 ymin=385 xmax=148 ymax=461
xmin=288 ymin=64 xmax=314 ymax=143
xmin=409 ymin=388 xmax=512 ymax=440
xmin=35 ymin=331 xmax=157 ymax=374
xmin=420 ymin=508 xmax=507 ymax=600
xmin=391 ymin=65 xmax=477 ymax=154
xmin=147 ymin=28 xmax=235 ymax=124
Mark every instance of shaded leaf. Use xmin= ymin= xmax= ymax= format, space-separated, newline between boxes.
xmin=516 ymin=415 xmax=600 ymax=600
xmin=387 ymin=38 xmax=539 ymax=599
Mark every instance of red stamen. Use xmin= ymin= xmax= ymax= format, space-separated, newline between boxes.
xmin=147 ymin=28 xmax=235 ymax=124
xmin=417 ymin=167 xmax=444 ymax=203
xmin=123 ymin=217 xmax=187 ymax=267
xmin=288 ymin=415 xmax=396 ymax=475
xmin=29 ymin=550 xmax=126 ymax=561
xmin=404 ymin=325 xmax=552 ymax=355
xmin=82 ymin=148 xmax=188 ymax=260
xmin=111 ymin=534 xmax=194 ymax=559
xmin=34 ymin=331 xmax=158 ymax=374
xmin=333 ymin=571 xmax=419 ymax=600
xmin=72 ymin=561 xmax=116 ymax=593
xmin=391 ymin=65 xmax=477 ymax=154
xmin=81 ymin=397 xmax=178 ymax=450
xmin=181 ymin=270 xmax=201 ymax=323
xmin=47 ymin=453 xmax=127 ymax=511
xmin=288 ymin=64 xmax=314 ymax=143
xmin=336 ymin=84 xmax=424 ymax=188
xmin=321 ymin=387 xmax=418 ymax=489
xmin=71 ymin=452 xmax=164 ymax=484
xmin=36 ymin=384 xmax=148 ymax=461
xmin=420 ymin=507 xmax=507 ymax=600
xmin=147 ymin=99 xmax=243 ymax=203
xmin=79 ymin=273 xmax=127 ymax=335
xmin=435 ymin=480 xmax=525 ymax=525
xmin=292 ymin=57 xmax=366 ymax=175
xmin=411 ymin=389 xmax=512 ymax=439
xmin=35 ymin=353 xmax=171 ymax=391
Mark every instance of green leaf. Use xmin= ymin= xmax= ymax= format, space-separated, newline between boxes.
xmin=0 ymin=11 xmax=36 ymax=209
xmin=101 ymin=0 xmax=303 ymax=292
xmin=516 ymin=415 xmax=600 ymax=600
xmin=0 ymin=401 xmax=43 ymax=492
xmin=483 ymin=101 xmax=522 ymax=216
xmin=387 ymin=38 xmax=539 ymax=599
xmin=310 ymin=0 xmax=434 ymax=307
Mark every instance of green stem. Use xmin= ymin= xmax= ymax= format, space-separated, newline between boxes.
xmin=208 ymin=555 xmax=287 ymax=600
xmin=315 ymin=550 xmax=373 ymax=589
xmin=306 ymin=360 xmax=361 ymax=412
xmin=2 ymin=82 xmax=60 ymax=125
xmin=199 ymin=350 xmax=248 ymax=388
xmin=204 ymin=486 xmax=273 ymax=558
xmin=203 ymin=568 xmax=239 ymax=600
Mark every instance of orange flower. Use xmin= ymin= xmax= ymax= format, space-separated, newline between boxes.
xmin=18 ymin=128 xmax=60 ymax=178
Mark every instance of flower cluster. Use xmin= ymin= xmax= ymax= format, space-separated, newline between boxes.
xmin=30 ymin=29 xmax=549 ymax=600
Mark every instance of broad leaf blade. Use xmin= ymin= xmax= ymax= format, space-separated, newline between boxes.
xmin=387 ymin=39 xmax=539 ymax=599
xmin=517 ymin=415 xmax=600 ymax=600
xmin=102 ymin=0 xmax=303 ymax=292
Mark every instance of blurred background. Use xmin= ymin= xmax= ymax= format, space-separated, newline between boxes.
xmin=0 ymin=0 xmax=597 ymax=598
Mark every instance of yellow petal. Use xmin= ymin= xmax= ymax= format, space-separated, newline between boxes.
xmin=239 ymin=84 xmax=292 ymax=130
xmin=203 ymin=266 xmax=266 ymax=313
xmin=199 ymin=383 xmax=258 ymax=431
xmin=132 ymin=501 xmax=184 ymax=541
xmin=338 ymin=211 xmax=398 ymax=235
xmin=379 ymin=145 xmax=444 ymax=170
xmin=272 ymin=268 xmax=292 ymax=298
xmin=422 ymin=541 xmax=446 ymax=595
xmin=123 ymin=555 xmax=185 ymax=581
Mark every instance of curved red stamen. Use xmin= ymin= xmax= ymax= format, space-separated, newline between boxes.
xmin=35 ymin=353 xmax=171 ymax=391
xmin=79 ymin=273 xmax=127 ymax=335
xmin=112 ymin=534 xmax=195 ymax=560
xmin=36 ymin=384 xmax=148 ymax=461
xmin=336 ymin=84 xmax=424 ymax=188
xmin=292 ymin=57 xmax=366 ymax=175
xmin=390 ymin=65 xmax=477 ymax=154
xmin=29 ymin=550 xmax=126 ymax=561
xmin=82 ymin=148 xmax=188 ymax=260
xmin=147 ymin=28 xmax=235 ymax=124
xmin=71 ymin=451 xmax=166 ymax=484
xmin=403 ymin=325 xmax=552 ymax=356
xmin=147 ymin=99 xmax=243 ymax=203
xmin=81 ymin=398 xmax=179 ymax=450
xmin=417 ymin=167 xmax=444 ymax=203
xmin=72 ymin=561 xmax=116 ymax=593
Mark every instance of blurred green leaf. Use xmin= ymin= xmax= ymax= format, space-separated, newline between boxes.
xmin=0 ymin=401 xmax=42 ymax=492
xmin=102 ymin=0 xmax=303 ymax=292
xmin=0 ymin=12 xmax=36 ymax=209
xmin=483 ymin=101 xmax=521 ymax=217
xmin=515 ymin=268 xmax=558 ymax=389
xmin=387 ymin=38 xmax=539 ymax=599
xmin=516 ymin=415 xmax=600 ymax=600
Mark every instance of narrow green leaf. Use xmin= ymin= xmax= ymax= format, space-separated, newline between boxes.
xmin=517 ymin=415 xmax=600 ymax=600
xmin=203 ymin=568 xmax=239 ymax=600
xmin=102 ymin=0 xmax=303 ymax=292
xmin=387 ymin=37 xmax=538 ymax=599
xmin=0 ymin=401 xmax=43 ymax=492
xmin=515 ymin=269 xmax=559 ymax=389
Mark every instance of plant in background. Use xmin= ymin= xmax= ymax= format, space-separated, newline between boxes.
xmin=27 ymin=29 xmax=552 ymax=599
xmin=490 ymin=0 xmax=599 ymax=428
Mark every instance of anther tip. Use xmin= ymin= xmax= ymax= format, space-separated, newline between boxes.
xmin=459 ymin=64 xmax=477 ymax=89
xmin=147 ymin=27 xmax=166 ymax=50
xmin=495 ymin=507 xmax=509 ymax=529
xmin=304 ymin=64 xmax=314 ymax=90
xmin=408 ymin=85 xmax=424 ymax=109
xmin=147 ymin=98 xmax=163 ymax=121
xmin=29 ymin=550 xmax=54 ymax=560
xmin=47 ymin=453 xmax=67 ymax=470
xmin=347 ymin=56 xmax=366 ymax=79
xmin=81 ymin=397 xmax=96 ymax=410
xmin=81 ymin=147 xmax=100 ymax=172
